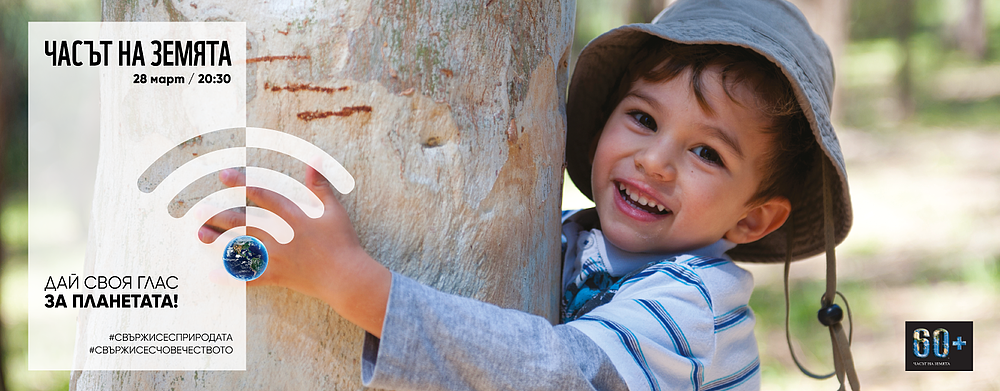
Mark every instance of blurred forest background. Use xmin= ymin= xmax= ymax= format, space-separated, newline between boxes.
xmin=2 ymin=0 xmax=1000 ymax=390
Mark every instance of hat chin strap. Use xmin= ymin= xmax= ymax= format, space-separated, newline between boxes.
xmin=783 ymin=156 xmax=860 ymax=390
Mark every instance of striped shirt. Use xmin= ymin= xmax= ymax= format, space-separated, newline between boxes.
xmin=561 ymin=209 xmax=760 ymax=391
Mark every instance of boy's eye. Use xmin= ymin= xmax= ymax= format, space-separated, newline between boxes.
xmin=627 ymin=111 xmax=657 ymax=131
xmin=692 ymin=146 xmax=724 ymax=166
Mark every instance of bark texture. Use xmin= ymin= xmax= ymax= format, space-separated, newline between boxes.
xmin=76 ymin=0 xmax=574 ymax=389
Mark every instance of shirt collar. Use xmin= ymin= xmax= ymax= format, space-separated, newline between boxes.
xmin=599 ymin=231 xmax=737 ymax=277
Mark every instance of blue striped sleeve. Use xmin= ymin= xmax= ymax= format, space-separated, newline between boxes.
xmin=636 ymin=299 xmax=704 ymax=390
xmin=622 ymin=262 xmax=713 ymax=312
xmin=566 ymin=254 xmax=759 ymax=391
xmin=578 ymin=315 xmax=661 ymax=391
xmin=684 ymin=256 xmax=729 ymax=269
xmin=701 ymin=358 xmax=759 ymax=391
xmin=714 ymin=305 xmax=750 ymax=333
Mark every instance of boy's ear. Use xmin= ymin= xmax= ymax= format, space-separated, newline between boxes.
xmin=725 ymin=196 xmax=791 ymax=244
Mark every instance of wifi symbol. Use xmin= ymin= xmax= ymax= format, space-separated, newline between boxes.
xmin=136 ymin=127 xmax=355 ymax=279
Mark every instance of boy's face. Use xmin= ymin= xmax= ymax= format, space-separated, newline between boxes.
xmin=591 ymin=66 xmax=777 ymax=254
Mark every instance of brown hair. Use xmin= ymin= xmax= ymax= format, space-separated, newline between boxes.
xmin=599 ymin=39 xmax=817 ymax=207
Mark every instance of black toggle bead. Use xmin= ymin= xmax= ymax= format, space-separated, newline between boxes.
xmin=817 ymin=304 xmax=843 ymax=326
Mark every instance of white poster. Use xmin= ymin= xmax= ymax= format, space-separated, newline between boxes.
xmin=29 ymin=22 xmax=250 ymax=371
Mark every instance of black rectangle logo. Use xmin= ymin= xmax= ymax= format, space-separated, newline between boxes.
xmin=905 ymin=321 xmax=973 ymax=371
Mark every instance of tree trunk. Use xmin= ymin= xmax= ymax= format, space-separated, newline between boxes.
xmin=957 ymin=0 xmax=986 ymax=61
xmin=75 ymin=0 xmax=574 ymax=389
xmin=894 ymin=0 xmax=916 ymax=118
xmin=787 ymin=0 xmax=849 ymax=121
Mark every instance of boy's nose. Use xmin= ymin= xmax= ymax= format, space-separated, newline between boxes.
xmin=633 ymin=141 xmax=677 ymax=182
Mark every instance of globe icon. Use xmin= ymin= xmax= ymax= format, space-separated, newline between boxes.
xmin=223 ymin=235 xmax=268 ymax=281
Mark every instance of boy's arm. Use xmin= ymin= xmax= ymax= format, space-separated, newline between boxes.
xmin=365 ymin=260 xmax=759 ymax=391
xmin=199 ymin=168 xmax=391 ymax=337
xmin=199 ymin=168 xmax=628 ymax=390
xmin=363 ymin=272 xmax=627 ymax=390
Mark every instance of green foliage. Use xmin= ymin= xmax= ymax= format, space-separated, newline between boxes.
xmin=2 ymin=196 xmax=71 ymax=391
xmin=960 ymin=254 xmax=1000 ymax=290
xmin=850 ymin=0 xmax=994 ymax=41
xmin=849 ymin=0 xmax=910 ymax=41
xmin=916 ymin=95 xmax=1000 ymax=127
xmin=2 ymin=1 xmax=98 ymax=389
xmin=573 ymin=0 xmax=631 ymax=54
xmin=750 ymin=280 xmax=874 ymax=383
xmin=1 ymin=193 xmax=27 ymax=251
xmin=841 ymin=0 xmax=1000 ymax=131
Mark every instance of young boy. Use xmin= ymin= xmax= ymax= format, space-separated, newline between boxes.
xmin=201 ymin=0 xmax=853 ymax=389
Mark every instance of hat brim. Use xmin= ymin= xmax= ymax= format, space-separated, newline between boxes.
xmin=565 ymin=0 xmax=852 ymax=263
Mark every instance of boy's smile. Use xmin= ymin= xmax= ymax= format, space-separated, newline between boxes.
xmin=591 ymin=66 xmax=782 ymax=254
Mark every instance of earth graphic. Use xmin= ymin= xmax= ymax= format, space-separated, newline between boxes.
xmin=223 ymin=236 xmax=268 ymax=281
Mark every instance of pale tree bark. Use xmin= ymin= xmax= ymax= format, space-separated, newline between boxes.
xmin=75 ymin=0 xmax=574 ymax=389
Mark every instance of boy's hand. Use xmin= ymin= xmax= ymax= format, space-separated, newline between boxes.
xmin=198 ymin=167 xmax=390 ymax=337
